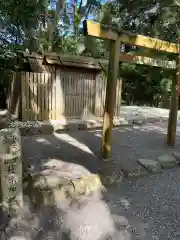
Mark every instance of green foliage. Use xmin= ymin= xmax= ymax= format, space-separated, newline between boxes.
xmin=0 ymin=0 xmax=179 ymax=108
xmin=92 ymin=0 xmax=179 ymax=107
xmin=120 ymin=62 xmax=176 ymax=107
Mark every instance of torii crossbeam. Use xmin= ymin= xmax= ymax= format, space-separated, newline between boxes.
xmin=83 ymin=20 xmax=180 ymax=159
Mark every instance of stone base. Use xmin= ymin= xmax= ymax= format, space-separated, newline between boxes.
xmin=98 ymin=161 xmax=124 ymax=186
xmin=18 ymin=121 xmax=54 ymax=136
xmin=172 ymin=152 xmax=180 ymax=163
xmin=157 ymin=154 xmax=177 ymax=169
xmin=132 ymin=119 xmax=146 ymax=125
xmin=117 ymin=158 xmax=147 ymax=178
xmin=137 ymin=158 xmax=162 ymax=173
xmin=7 ymin=117 xmax=134 ymax=136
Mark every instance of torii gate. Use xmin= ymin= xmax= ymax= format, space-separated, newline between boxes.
xmin=83 ymin=20 xmax=180 ymax=159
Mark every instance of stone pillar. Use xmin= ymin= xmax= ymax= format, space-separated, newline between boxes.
xmin=0 ymin=128 xmax=23 ymax=217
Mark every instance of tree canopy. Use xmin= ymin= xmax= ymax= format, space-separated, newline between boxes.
xmin=0 ymin=0 xmax=179 ymax=107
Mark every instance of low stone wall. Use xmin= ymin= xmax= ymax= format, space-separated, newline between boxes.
xmin=8 ymin=118 xmax=132 ymax=136
xmin=0 ymin=108 xmax=170 ymax=137
xmin=7 ymin=117 xmax=169 ymax=136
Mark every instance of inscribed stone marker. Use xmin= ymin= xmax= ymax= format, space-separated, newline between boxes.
xmin=0 ymin=128 xmax=23 ymax=215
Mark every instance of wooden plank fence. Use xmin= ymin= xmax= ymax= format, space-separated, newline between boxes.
xmin=95 ymin=73 xmax=122 ymax=117
xmin=20 ymin=72 xmax=122 ymax=121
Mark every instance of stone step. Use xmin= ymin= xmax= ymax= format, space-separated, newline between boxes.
xmin=137 ymin=158 xmax=162 ymax=173
xmin=157 ymin=154 xmax=178 ymax=169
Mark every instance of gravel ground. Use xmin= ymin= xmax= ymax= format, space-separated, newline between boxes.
xmin=4 ymin=107 xmax=180 ymax=239
xmin=20 ymin=120 xmax=180 ymax=239
xmin=105 ymin=168 xmax=180 ymax=240
xmin=22 ymin=119 xmax=180 ymax=176
xmin=120 ymin=106 xmax=180 ymax=120
xmin=63 ymin=120 xmax=180 ymax=170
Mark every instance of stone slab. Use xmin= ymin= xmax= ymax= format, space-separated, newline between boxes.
xmin=116 ymin=158 xmax=147 ymax=177
xmin=53 ymin=124 xmax=68 ymax=132
xmin=6 ymin=114 xmax=169 ymax=136
xmin=19 ymin=124 xmax=54 ymax=136
xmin=79 ymin=120 xmax=102 ymax=130
xmin=157 ymin=154 xmax=178 ymax=169
xmin=98 ymin=161 xmax=124 ymax=186
xmin=114 ymin=119 xmax=132 ymax=127
xmin=132 ymin=119 xmax=146 ymax=125
xmin=78 ymin=122 xmax=88 ymax=130
xmin=67 ymin=122 xmax=79 ymax=131
xmin=172 ymin=152 xmax=180 ymax=163
xmin=137 ymin=158 xmax=162 ymax=173
xmin=8 ymin=118 xmax=134 ymax=136
xmin=146 ymin=117 xmax=167 ymax=123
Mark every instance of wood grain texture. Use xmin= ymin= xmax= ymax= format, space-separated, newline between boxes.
xmin=84 ymin=20 xmax=180 ymax=54
xmin=167 ymin=54 xmax=180 ymax=147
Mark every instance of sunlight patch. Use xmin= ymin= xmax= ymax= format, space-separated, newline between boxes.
xmin=54 ymin=133 xmax=93 ymax=154
xmin=35 ymin=137 xmax=51 ymax=145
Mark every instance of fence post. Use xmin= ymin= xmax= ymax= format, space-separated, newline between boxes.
xmin=115 ymin=79 xmax=122 ymax=117
xmin=55 ymin=70 xmax=64 ymax=119
xmin=94 ymin=73 xmax=101 ymax=117
xmin=0 ymin=128 xmax=23 ymax=217
xmin=8 ymin=72 xmax=21 ymax=118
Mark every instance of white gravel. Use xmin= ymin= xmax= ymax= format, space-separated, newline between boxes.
xmin=105 ymin=168 xmax=180 ymax=240
xmin=120 ymin=106 xmax=180 ymax=121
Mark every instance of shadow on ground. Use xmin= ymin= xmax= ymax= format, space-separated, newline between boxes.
xmin=22 ymin=120 xmax=180 ymax=175
xmin=3 ymin=121 xmax=180 ymax=239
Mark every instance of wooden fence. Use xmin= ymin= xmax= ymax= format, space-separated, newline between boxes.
xmin=19 ymin=71 xmax=122 ymax=121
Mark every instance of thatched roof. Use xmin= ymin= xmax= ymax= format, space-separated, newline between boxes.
xmin=17 ymin=51 xmax=109 ymax=73
xmin=43 ymin=53 xmax=107 ymax=70
xmin=17 ymin=51 xmax=55 ymax=73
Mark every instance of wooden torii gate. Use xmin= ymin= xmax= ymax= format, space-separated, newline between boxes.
xmin=83 ymin=20 xmax=180 ymax=159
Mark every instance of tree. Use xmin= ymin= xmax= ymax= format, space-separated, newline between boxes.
xmin=86 ymin=0 xmax=180 ymax=106
xmin=0 ymin=0 xmax=179 ymax=107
